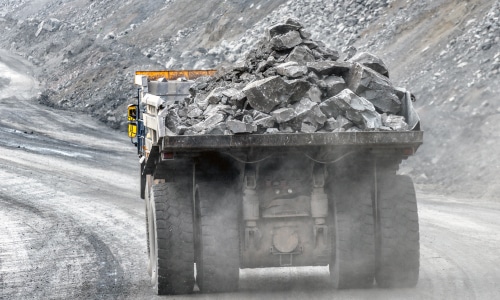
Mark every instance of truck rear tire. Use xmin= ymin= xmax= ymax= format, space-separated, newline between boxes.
xmin=329 ymin=178 xmax=376 ymax=289
xmin=194 ymin=180 xmax=240 ymax=293
xmin=376 ymin=175 xmax=419 ymax=288
xmin=145 ymin=182 xmax=151 ymax=276
xmin=150 ymin=181 xmax=195 ymax=295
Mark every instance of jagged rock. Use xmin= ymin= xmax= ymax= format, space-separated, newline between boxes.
xmin=222 ymin=87 xmax=246 ymax=106
xmin=256 ymin=58 xmax=275 ymax=73
xmin=203 ymin=105 xmax=233 ymax=121
xmin=346 ymin=63 xmax=401 ymax=114
xmin=301 ymin=39 xmax=321 ymax=50
xmin=254 ymin=116 xmax=276 ymax=129
xmin=344 ymin=45 xmax=358 ymax=60
xmin=177 ymin=107 xmax=188 ymax=118
xmin=285 ymin=17 xmax=303 ymax=28
xmin=315 ymin=46 xmax=340 ymax=61
xmin=270 ymin=30 xmax=303 ymax=51
xmin=227 ymin=120 xmax=257 ymax=133
xmin=206 ymin=123 xmax=228 ymax=135
xmin=293 ymin=98 xmax=326 ymax=124
xmin=232 ymin=59 xmax=248 ymax=72
xmin=268 ymin=23 xmax=302 ymax=38
xmin=266 ymin=128 xmax=280 ymax=134
xmin=206 ymin=87 xmax=226 ymax=104
xmin=242 ymin=114 xmax=254 ymax=124
xmin=321 ymin=89 xmax=382 ymax=130
xmin=286 ymin=79 xmax=312 ymax=103
xmin=184 ymin=128 xmax=198 ymax=136
xmin=166 ymin=110 xmax=183 ymax=135
xmin=221 ymin=87 xmax=245 ymax=100
xmin=242 ymin=76 xmax=290 ymax=113
xmin=324 ymin=76 xmax=346 ymax=97
xmin=306 ymin=61 xmax=352 ymax=76
xmin=305 ymin=86 xmax=322 ymax=103
xmin=291 ymin=99 xmax=327 ymax=132
xmin=286 ymin=45 xmax=316 ymax=64
xmin=187 ymin=104 xmax=203 ymax=118
xmin=190 ymin=76 xmax=213 ymax=95
xmin=272 ymin=107 xmax=296 ymax=123
xmin=252 ymin=110 xmax=271 ymax=120
xmin=382 ymin=114 xmax=408 ymax=131
xmin=298 ymin=29 xmax=312 ymax=39
xmin=323 ymin=117 xmax=340 ymax=131
xmin=192 ymin=113 xmax=225 ymax=132
xmin=337 ymin=115 xmax=354 ymax=130
xmin=319 ymin=97 xmax=342 ymax=118
xmin=294 ymin=98 xmax=316 ymax=116
xmin=349 ymin=52 xmax=389 ymax=77
xmin=220 ymin=105 xmax=236 ymax=116
xmin=262 ymin=67 xmax=277 ymax=77
xmin=276 ymin=62 xmax=308 ymax=78
xmin=194 ymin=93 xmax=209 ymax=110
xmin=278 ymin=125 xmax=295 ymax=133
xmin=301 ymin=121 xmax=317 ymax=133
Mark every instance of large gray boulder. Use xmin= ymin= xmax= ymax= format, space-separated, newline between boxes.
xmin=270 ymin=30 xmax=303 ymax=51
xmin=320 ymin=89 xmax=382 ymax=130
xmin=286 ymin=79 xmax=312 ymax=103
xmin=286 ymin=45 xmax=316 ymax=64
xmin=192 ymin=113 xmax=225 ymax=132
xmin=346 ymin=63 xmax=401 ymax=114
xmin=349 ymin=52 xmax=389 ymax=77
xmin=324 ymin=76 xmax=346 ymax=97
xmin=242 ymin=76 xmax=290 ymax=113
xmin=276 ymin=62 xmax=308 ymax=78
xmin=272 ymin=107 xmax=296 ymax=123
xmin=226 ymin=120 xmax=257 ymax=133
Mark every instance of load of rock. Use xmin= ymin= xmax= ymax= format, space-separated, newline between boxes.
xmin=160 ymin=18 xmax=410 ymax=136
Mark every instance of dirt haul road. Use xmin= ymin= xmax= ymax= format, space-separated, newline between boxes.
xmin=1 ymin=51 xmax=500 ymax=300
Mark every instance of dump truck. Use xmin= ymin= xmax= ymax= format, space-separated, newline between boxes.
xmin=127 ymin=70 xmax=423 ymax=295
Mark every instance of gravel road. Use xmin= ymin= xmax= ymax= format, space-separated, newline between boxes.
xmin=1 ymin=51 xmax=500 ymax=299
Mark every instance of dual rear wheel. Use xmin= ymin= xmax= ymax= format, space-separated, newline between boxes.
xmin=145 ymin=177 xmax=240 ymax=295
xmin=329 ymin=175 xmax=420 ymax=289
xmin=194 ymin=180 xmax=240 ymax=293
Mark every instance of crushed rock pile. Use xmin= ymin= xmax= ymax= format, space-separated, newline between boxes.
xmin=153 ymin=19 xmax=411 ymax=136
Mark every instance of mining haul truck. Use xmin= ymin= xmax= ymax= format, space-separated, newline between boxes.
xmin=127 ymin=70 xmax=423 ymax=295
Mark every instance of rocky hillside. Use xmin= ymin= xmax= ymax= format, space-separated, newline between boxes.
xmin=1 ymin=0 xmax=499 ymax=198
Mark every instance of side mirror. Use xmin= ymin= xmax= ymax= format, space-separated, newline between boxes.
xmin=128 ymin=122 xmax=137 ymax=138
xmin=128 ymin=104 xmax=138 ymax=121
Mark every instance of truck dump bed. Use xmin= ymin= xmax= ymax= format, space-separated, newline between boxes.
xmin=162 ymin=131 xmax=423 ymax=151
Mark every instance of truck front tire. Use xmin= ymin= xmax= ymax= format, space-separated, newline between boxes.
xmin=150 ymin=181 xmax=195 ymax=295
xmin=376 ymin=175 xmax=419 ymax=288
